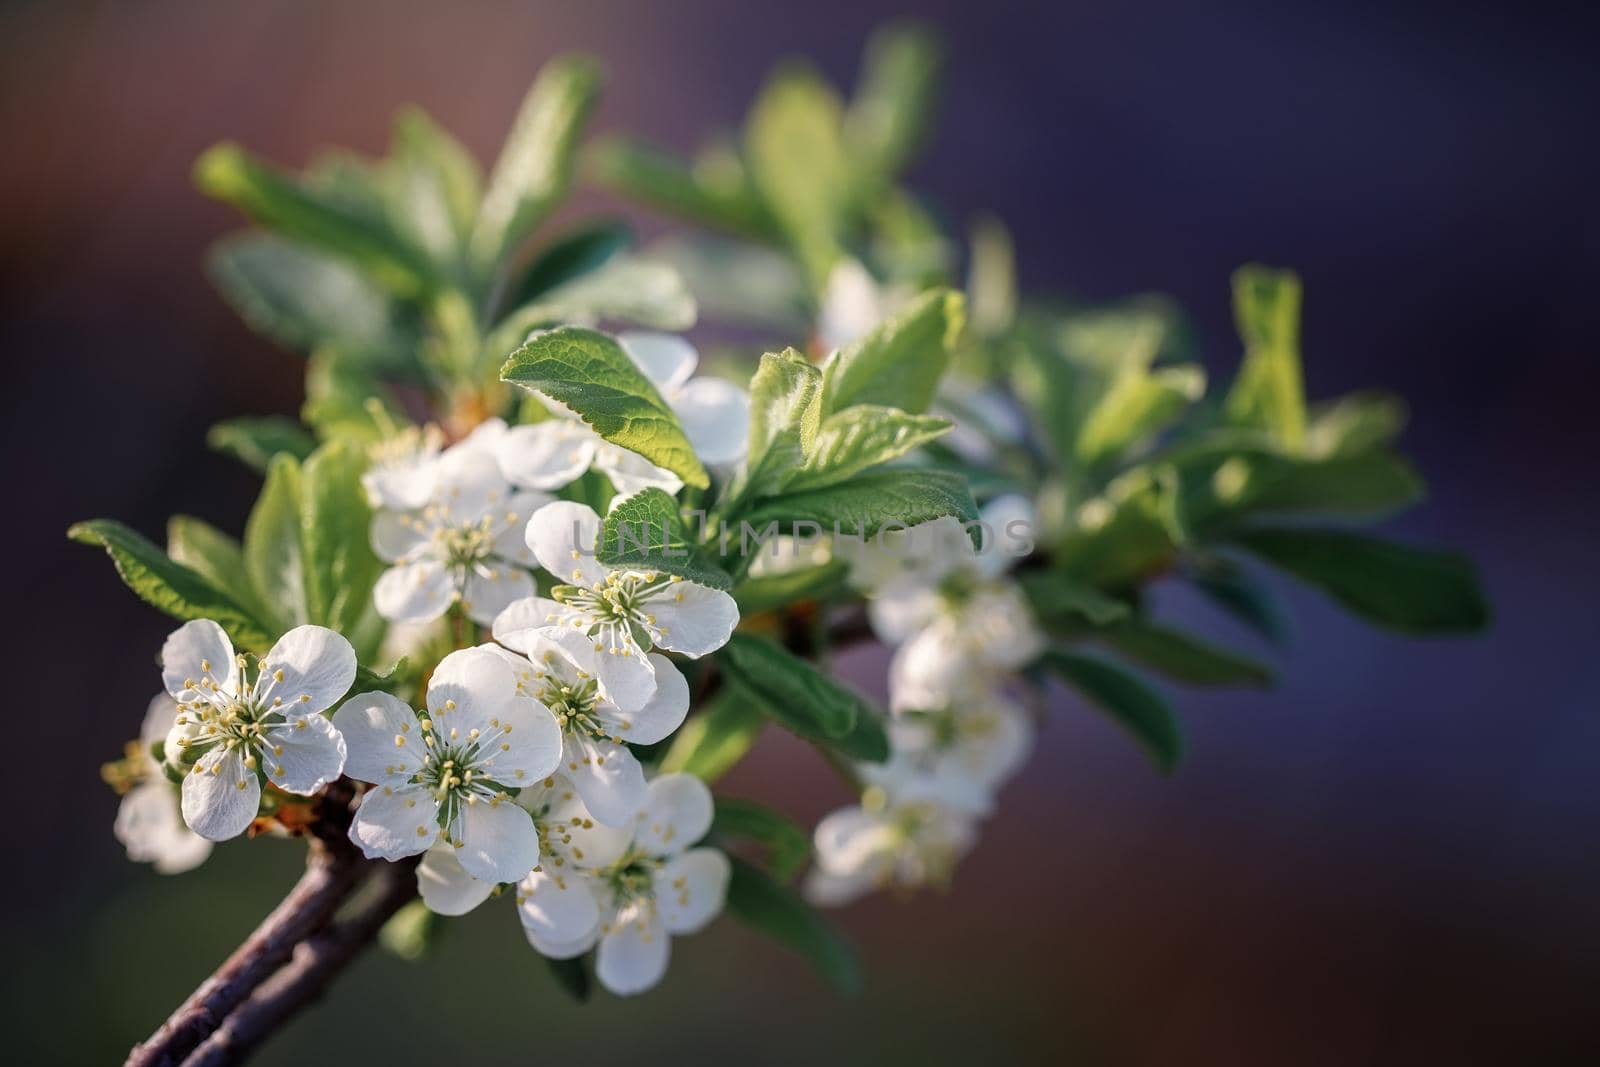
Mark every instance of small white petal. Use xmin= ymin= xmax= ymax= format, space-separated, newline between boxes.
xmin=653 ymin=847 xmax=730 ymax=934
xmin=116 ymin=780 xmax=212 ymax=874
xmin=598 ymin=653 xmax=688 ymax=743
xmin=456 ymin=799 xmax=541 ymax=883
xmin=521 ymin=775 xmax=632 ymax=869
xmin=431 ymin=441 xmax=511 ymax=522
xmin=644 ymin=582 xmax=739 ymax=658
xmin=140 ymin=693 xmax=179 ymax=750
xmin=482 ymin=694 xmax=564 ymax=788
xmin=374 ymin=560 xmax=456 ymax=624
xmin=633 ymin=773 xmax=713 ymax=858
xmin=331 ymin=691 xmax=425 ymax=784
xmin=261 ymin=714 xmax=346 ymax=795
xmin=617 ymin=331 xmax=698 ymax=393
xmin=259 ymin=625 xmax=357 ymax=717
xmin=461 ymin=566 xmax=536 ymax=627
xmin=490 ymin=596 xmax=570 ymax=654
xmin=362 ymin=459 xmax=437 ymax=511
xmin=426 ymin=646 xmax=518 ymax=733
xmin=525 ymin=500 xmax=607 ymax=586
xmin=564 ymin=734 xmax=648 ymax=828
xmin=370 ymin=510 xmax=431 ymax=563
xmin=180 ymin=747 xmax=259 ymax=842
xmin=594 ymin=445 xmax=683 ymax=498
xmin=672 ymin=376 xmax=750 ymax=466
xmin=161 ymin=620 xmax=238 ymax=704
xmin=497 ymin=421 xmax=598 ymax=491
xmin=812 ymin=806 xmax=895 ymax=877
xmin=416 ymin=844 xmax=495 ymax=916
xmin=350 ymin=783 xmax=439 ymax=861
xmin=802 ymin=866 xmax=877 ymax=908
xmin=494 ymin=490 xmax=556 ymax=567
xmin=595 ymin=901 xmax=670 ymax=996
xmin=517 ymin=869 xmax=602 ymax=957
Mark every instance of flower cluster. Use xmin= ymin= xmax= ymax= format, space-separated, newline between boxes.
xmin=807 ymin=497 xmax=1043 ymax=905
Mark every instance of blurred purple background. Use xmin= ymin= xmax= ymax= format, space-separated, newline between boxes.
xmin=3 ymin=1 xmax=1597 ymax=1063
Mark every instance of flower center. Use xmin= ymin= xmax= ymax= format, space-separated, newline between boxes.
xmin=537 ymin=676 xmax=614 ymax=741
xmin=434 ymin=517 xmax=497 ymax=568
xmin=601 ymin=852 xmax=661 ymax=906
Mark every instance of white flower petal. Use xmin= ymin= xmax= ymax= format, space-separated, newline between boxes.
xmin=432 ymin=440 xmax=512 ymax=522
xmin=456 ymin=799 xmax=541 ymax=883
xmin=332 ymin=691 xmax=425 ymax=784
xmin=644 ymin=582 xmax=738 ymax=658
xmin=494 ymin=491 xmax=556 ymax=566
xmin=866 ymin=586 xmax=940 ymax=645
xmin=563 ymin=734 xmax=648 ymax=828
xmin=260 ymin=625 xmax=357 ymax=717
xmin=261 ymin=714 xmax=346 ymax=795
xmin=617 ymin=331 xmax=698 ymax=393
xmin=417 ymin=844 xmax=495 ymax=916
xmin=362 ymin=458 xmax=437 ymax=511
xmin=672 ymin=377 xmax=750 ymax=466
xmin=817 ymin=258 xmax=887 ymax=351
xmin=426 ymin=646 xmax=518 ymax=734
xmin=653 ymin=847 xmax=730 ymax=934
xmin=180 ymin=747 xmax=259 ymax=842
xmin=481 ymin=694 xmax=564 ymax=788
xmin=976 ymin=493 xmax=1035 ymax=578
xmin=526 ymin=500 xmax=608 ymax=586
xmin=161 ymin=620 xmax=238 ymax=704
xmin=522 ymin=775 xmax=632 ymax=869
xmin=140 ymin=693 xmax=178 ymax=750
xmin=498 ymin=421 xmax=598 ymax=491
xmin=812 ymin=806 xmax=894 ymax=877
xmin=116 ymin=780 xmax=212 ymax=873
xmin=595 ymin=444 xmax=683 ymax=498
xmin=634 ymin=773 xmax=713 ymax=858
xmin=461 ymin=565 xmax=536 ymax=627
xmin=595 ymin=901 xmax=670 ymax=996
xmin=517 ymin=869 xmax=601 ymax=956
xmin=586 ymin=632 xmax=659 ymax=710
xmin=350 ymin=783 xmax=440 ymax=861
xmin=599 ymin=653 xmax=688 ymax=743
xmin=374 ymin=560 xmax=457 ymax=624
xmin=370 ymin=510 xmax=431 ymax=563
xmin=490 ymin=595 xmax=570 ymax=655
xmin=802 ymin=866 xmax=877 ymax=907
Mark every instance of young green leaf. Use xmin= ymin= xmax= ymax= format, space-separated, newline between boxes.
xmin=500 ymin=326 xmax=709 ymax=489
xmin=735 ymin=468 xmax=978 ymax=545
xmin=744 ymin=64 xmax=854 ymax=289
xmin=600 ymin=488 xmax=732 ymax=590
xmin=1187 ymin=560 xmax=1291 ymax=646
xmin=819 ymin=288 xmax=965 ymax=415
xmin=68 ymin=520 xmax=275 ymax=652
xmin=725 ymin=855 xmax=863 ymax=996
xmin=1225 ymin=264 xmax=1306 ymax=451
xmin=508 ymin=219 xmax=632 ymax=307
xmin=206 ymin=416 xmax=316 ymax=474
xmin=378 ymin=899 xmax=436 ymax=962
xmin=167 ymin=516 xmax=271 ymax=626
xmin=1230 ymin=527 xmax=1491 ymax=634
xmin=733 ymin=559 xmax=850 ymax=616
xmin=301 ymin=440 xmax=383 ymax=634
xmin=784 ymin=405 xmax=952 ymax=493
xmin=713 ymin=797 xmax=810 ymax=882
xmin=1077 ymin=364 xmax=1205 ymax=465
xmin=243 ymin=454 xmax=308 ymax=634
xmin=586 ymin=137 xmax=778 ymax=240
xmin=1306 ymin=390 xmax=1408 ymax=457
xmin=657 ymin=688 xmax=767 ymax=784
xmin=1017 ymin=571 xmax=1132 ymax=629
xmin=1039 ymin=650 xmax=1183 ymax=773
xmin=738 ymin=349 xmax=824 ymax=503
xmin=1189 ymin=448 xmax=1425 ymax=526
xmin=845 ymin=21 xmax=943 ymax=186
xmin=966 ymin=214 xmax=1017 ymax=338
xmin=388 ymin=106 xmax=482 ymax=264
xmin=195 ymin=143 xmax=432 ymax=297
xmin=470 ymin=55 xmax=602 ymax=274
xmin=719 ymin=634 xmax=889 ymax=762
xmin=1097 ymin=620 xmax=1273 ymax=687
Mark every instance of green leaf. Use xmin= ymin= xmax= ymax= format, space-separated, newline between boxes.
xmin=1039 ymin=650 xmax=1182 ymax=773
xmin=600 ymin=488 xmax=732 ymax=589
xmin=1054 ymin=468 xmax=1184 ymax=588
xmin=1188 ymin=560 xmax=1291 ymax=646
xmin=195 ymin=143 xmax=431 ymax=297
xmin=470 ymin=54 xmax=602 ymax=273
xmin=544 ymin=956 xmax=591 ymax=1003
xmin=713 ymin=797 xmax=810 ymax=882
xmin=1077 ymin=364 xmax=1205 ymax=465
xmin=1306 ymin=391 xmax=1408 ymax=457
xmin=1098 ymin=620 xmax=1273 ymax=687
xmin=378 ymin=899 xmax=436 ymax=962
xmin=1017 ymin=571 xmax=1132 ymax=629
xmin=301 ymin=440 xmax=382 ymax=633
xmin=354 ymin=657 xmax=409 ymax=695
xmin=739 ymin=349 xmax=824 ymax=503
xmin=966 ymin=214 xmax=1017 ymax=338
xmin=500 ymin=326 xmax=709 ymax=489
xmin=509 ymin=219 xmax=631 ymax=307
xmin=206 ymin=416 xmax=316 ymax=474
xmin=586 ymin=137 xmax=777 ymax=240
xmin=744 ymin=65 xmax=854 ymax=289
xmin=733 ymin=559 xmax=850 ymax=616
xmin=820 ymin=288 xmax=965 ymax=415
xmin=725 ymin=854 xmax=863 ymax=995
xmin=1229 ymin=527 xmax=1490 ymax=634
xmin=785 ymin=405 xmax=951 ymax=493
xmin=1186 ymin=448 xmax=1424 ymax=527
xmin=67 ymin=520 xmax=275 ymax=652
xmin=658 ymin=688 xmax=766 ymax=784
xmin=207 ymin=234 xmax=417 ymax=372
xmin=167 ymin=516 xmax=270 ymax=625
xmin=648 ymin=235 xmax=809 ymax=332
xmin=1225 ymin=264 xmax=1306 ymax=451
xmin=735 ymin=469 xmax=978 ymax=546
xmin=845 ymin=21 xmax=942 ymax=185
xmin=388 ymin=106 xmax=482 ymax=264
xmin=243 ymin=454 xmax=307 ymax=632
xmin=302 ymin=348 xmax=404 ymax=444
xmin=719 ymin=634 xmax=888 ymax=761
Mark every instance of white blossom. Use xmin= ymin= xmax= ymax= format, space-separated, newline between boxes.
xmin=872 ymin=680 xmax=1035 ymax=816
xmin=816 ymin=258 xmax=912 ymax=352
xmin=162 ymin=620 xmax=355 ymax=842
xmin=804 ymin=771 xmax=979 ymax=908
xmin=362 ymin=424 xmax=445 ymax=510
xmin=481 ymin=637 xmax=689 ymax=826
xmin=113 ymin=694 xmax=212 ymax=873
xmin=516 ymin=772 xmax=730 ymax=996
xmin=333 ymin=646 xmax=563 ymax=883
xmin=497 ymin=331 xmax=749 ymax=495
xmin=494 ymin=501 xmax=738 ymax=709
xmin=370 ymin=430 xmax=553 ymax=626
